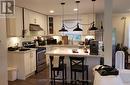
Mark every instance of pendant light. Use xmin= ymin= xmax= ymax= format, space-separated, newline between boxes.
xmin=59 ymin=2 xmax=68 ymax=32
xmin=73 ymin=0 xmax=83 ymax=31
xmin=89 ymin=0 xmax=98 ymax=31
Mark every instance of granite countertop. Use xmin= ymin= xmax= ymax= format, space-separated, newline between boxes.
xmin=38 ymin=44 xmax=85 ymax=48
xmin=46 ymin=47 xmax=103 ymax=57
xmin=8 ymin=48 xmax=36 ymax=54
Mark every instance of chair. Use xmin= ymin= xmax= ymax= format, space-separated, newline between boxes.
xmin=115 ymin=51 xmax=130 ymax=85
xmin=50 ymin=56 xmax=66 ymax=85
xmin=115 ymin=51 xmax=125 ymax=69
xmin=69 ymin=56 xmax=88 ymax=85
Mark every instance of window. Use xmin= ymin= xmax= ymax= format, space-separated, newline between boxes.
xmin=60 ymin=20 xmax=82 ymax=42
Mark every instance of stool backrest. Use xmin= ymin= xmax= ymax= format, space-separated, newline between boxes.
xmin=70 ymin=57 xmax=84 ymax=69
xmin=49 ymin=56 xmax=64 ymax=68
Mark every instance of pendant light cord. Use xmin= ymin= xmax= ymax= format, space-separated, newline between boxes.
xmin=76 ymin=1 xmax=80 ymax=25
xmin=77 ymin=1 xmax=79 ymax=24
xmin=93 ymin=1 xmax=95 ymax=24
xmin=61 ymin=2 xmax=65 ymax=26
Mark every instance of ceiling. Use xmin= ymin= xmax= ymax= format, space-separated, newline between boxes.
xmin=16 ymin=0 xmax=130 ymax=15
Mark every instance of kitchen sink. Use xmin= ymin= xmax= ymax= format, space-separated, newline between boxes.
xmin=8 ymin=47 xmax=19 ymax=51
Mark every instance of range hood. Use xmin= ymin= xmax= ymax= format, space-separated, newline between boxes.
xmin=29 ymin=24 xmax=43 ymax=31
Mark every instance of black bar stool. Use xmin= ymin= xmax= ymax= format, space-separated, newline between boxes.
xmin=50 ymin=56 xmax=66 ymax=85
xmin=69 ymin=57 xmax=88 ymax=85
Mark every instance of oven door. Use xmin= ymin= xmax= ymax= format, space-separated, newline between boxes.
xmin=36 ymin=50 xmax=46 ymax=66
xmin=36 ymin=49 xmax=46 ymax=73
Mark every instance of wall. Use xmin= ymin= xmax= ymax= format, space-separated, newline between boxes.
xmin=96 ymin=13 xmax=130 ymax=46
xmin=7 ymin=36 xmax=34 ymax=47
xmin=112 ymin=13 xmax=130 ymax=45
xmin=7 ymin=37 xmax=22 ymax=47
xmin=96 ymin=13 xmax=130 ymax=65
xmin=0 ymin=18 xmax=8 ymax=85
xmin=95 ymin=13 xmax=104 ymax=41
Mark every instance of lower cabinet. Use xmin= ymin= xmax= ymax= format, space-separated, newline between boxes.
xmin=30 ymin=50 xmax=36 ymax=73
xmin=8 ymin=50 xmax=36 ymax=80
xmin=24 ymin=52 xmax=31 ymax=77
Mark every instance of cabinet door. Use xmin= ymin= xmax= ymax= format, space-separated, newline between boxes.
xmin=29 ymin=11 xmax=47 ymax=36
xmin=6 ymin=18 xmax=16 ymax=36
xmin=15 ymin=7 xmax=23 ymax=36
xmin=6 ymin=7 xmax=23 ymax=37
xmin=52 ymin=16 xmax=61 ymax=35
xmin=30 ymin=50 xmax=36 ymax=72
xmin=36 ymin=14 xmax=47 ymax=36
xmin=29 ymin=11 xmax=37 ymax=24
xmin=48 ymin=17 xmax=54 ymax=34
xmin=24 ymin=52 xmax=31 ymax=76
xmin=24 ymin=9 xmax=30 ymax=36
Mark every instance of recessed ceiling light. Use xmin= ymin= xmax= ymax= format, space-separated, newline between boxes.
xmin=74 ymin=8 xmax=78 ymax=11
xmin=50 ymin=10 xmax=54 ymax=13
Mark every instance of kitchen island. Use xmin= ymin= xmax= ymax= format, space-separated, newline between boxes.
xmin=45 ymin=45 xmax=104 ymax=82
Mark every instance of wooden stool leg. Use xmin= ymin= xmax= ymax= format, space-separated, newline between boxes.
xmin=86 ymin=70 xmax=88 ymax=85
xmin=74 ymin=71 xmax=77 ymax=85
xmin=50 ymin=70 xmax=53 ymax=85
xmin=62 ymin=69 xmax=64 ymax=85
xmin=53 ymin=70 xmax=55 ymax=85
xmin=64 ymin=67 xmax=67 ymax=85
xmin=71 ymin=71 xmax=73 ymax=84
xmin=82 ymin=71 xmax=84 ymax=85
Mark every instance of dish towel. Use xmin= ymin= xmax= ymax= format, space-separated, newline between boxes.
xmin=115 ymin=51 xmax=125 ymax=69
xmin=52 ymin=56 xmax=59 ymax=67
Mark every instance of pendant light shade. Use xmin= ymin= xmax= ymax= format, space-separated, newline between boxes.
xmin=59 ymin=24 xmax=68 ymax=31
xmin=73 ymin=1 xmax=83 ymax=31
xmin=59 ymin=2 xmax=68 ymax=32
xmin=101 ymin=21 xmax=103 ymax=29
xmin=89 ymin=22 xmax=98 ymax=30
xmin=73 ymin=23 xmax=82 ymax=31
xmin=89 ymin=0 xmax=98 ymax=31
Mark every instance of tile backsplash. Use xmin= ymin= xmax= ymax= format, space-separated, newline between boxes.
xmin=7 ymin=37 xmax=21 ymax=47
xmin=7 ymin=35 xmax=95 ymax=47
xmin=7 ymin=37 xmax=33 ymax=47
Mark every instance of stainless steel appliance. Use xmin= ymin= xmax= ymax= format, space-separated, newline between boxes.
xmin=90 ymin=41 xmax=98 ymax=55
xmin=22 ymin=41 xmax=46 ymax=73
xmin=36 ymin=47 xmax=46 ymax=73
